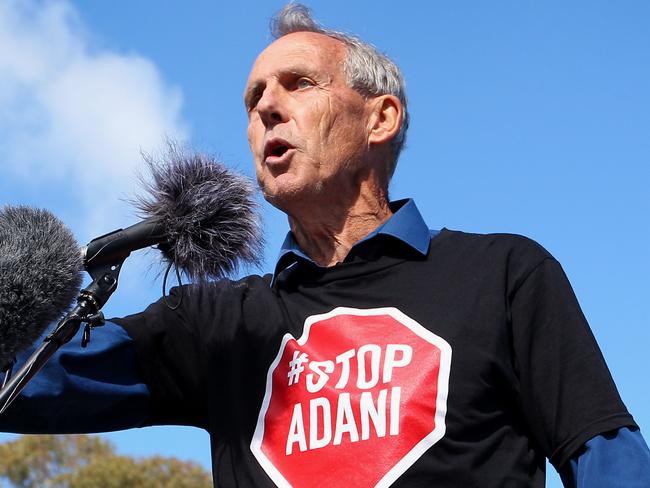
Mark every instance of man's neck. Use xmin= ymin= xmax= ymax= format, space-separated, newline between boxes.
xmin=287 ymin=192 xmax=393 ymax=267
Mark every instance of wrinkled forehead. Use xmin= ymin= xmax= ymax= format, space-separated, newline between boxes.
xmin=246 ymin=31 xmax=346 ymax=87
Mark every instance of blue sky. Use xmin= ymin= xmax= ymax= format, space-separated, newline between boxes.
xmin=1 ymin=1 xmax=648 ymax=486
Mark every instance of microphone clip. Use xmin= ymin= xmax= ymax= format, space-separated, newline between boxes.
xmin=81 ymin=311 xmax=106 ymax=348
xmin=74 ymin=258 xmax=122 ymax=348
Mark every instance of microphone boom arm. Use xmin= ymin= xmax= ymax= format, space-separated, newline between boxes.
xmin=0 ymin=257 xmax=124 ymax=414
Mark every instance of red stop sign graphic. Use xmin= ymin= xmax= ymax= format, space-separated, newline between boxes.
xmin=251 ymin=307 xmax=452 ymax=487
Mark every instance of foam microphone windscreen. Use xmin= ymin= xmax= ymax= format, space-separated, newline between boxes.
xmin=0 ymin=206 xmax=83 ymax=366
xmin=135 ymin=146 xmax=264 ymax=282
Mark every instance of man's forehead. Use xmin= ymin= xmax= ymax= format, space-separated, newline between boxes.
xmin=249 ymin=31 xmax=345 ymax=77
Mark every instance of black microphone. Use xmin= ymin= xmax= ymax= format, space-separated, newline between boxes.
xmin=85 ymin=146 xmax=263 ymax=282
xmin=83 ymin=218 xmax=166 ymax=270
xmin=0 ymin=206 xmax=83 ymax=367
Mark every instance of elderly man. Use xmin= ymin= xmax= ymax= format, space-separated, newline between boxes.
xmin=2 ymin=3 xmax=649 ymax=488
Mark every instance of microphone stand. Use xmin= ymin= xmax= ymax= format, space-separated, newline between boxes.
xmin=0 ymin=260 xmax=124 ymax=414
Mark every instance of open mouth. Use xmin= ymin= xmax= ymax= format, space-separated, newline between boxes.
xmin=264 ymin=138 xmax=294 ymax=161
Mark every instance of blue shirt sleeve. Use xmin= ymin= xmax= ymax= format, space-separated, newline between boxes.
xmin=0 ymin=321 xmax=150 ymax=433
xmin=559 ymin=427 xmax=650 ymax=487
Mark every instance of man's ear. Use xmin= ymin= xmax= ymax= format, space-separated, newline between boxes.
xmin=367 ymin=95 xmax=403 ymax=146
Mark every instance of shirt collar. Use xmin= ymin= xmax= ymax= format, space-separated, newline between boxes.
xmin=272 ymin=198 xmax=432 ymax=282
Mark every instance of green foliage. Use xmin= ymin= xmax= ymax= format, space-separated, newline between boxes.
xmin=0 ymin=434 xmax=212 ymax=488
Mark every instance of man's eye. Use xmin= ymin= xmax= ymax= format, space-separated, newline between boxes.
xmin=247 ymin=93 xmax=262 ymax=111
xmin=296 ymin=78 xmax=314 ymax=89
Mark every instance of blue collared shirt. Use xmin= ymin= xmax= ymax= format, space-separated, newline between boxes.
xmin=272 ymin=198 xmax=434 ymax=284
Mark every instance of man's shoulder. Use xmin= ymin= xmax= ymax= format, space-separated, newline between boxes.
xmin=227 ymin=272 xmax=274 ymax=289
xmin=437 ymin=228 xmax=550 ymax=255
xmin=189 ymin=272 xmax=274 ymax=301
xmin=430 ymin=228 xmax=555 ymax=276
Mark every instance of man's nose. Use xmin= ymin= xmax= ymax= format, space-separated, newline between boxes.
xmin=257 ymin=83 xmax=288 ymax=128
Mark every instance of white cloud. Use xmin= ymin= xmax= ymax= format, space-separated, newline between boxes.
xmin=0 ymin=0 xmax=188 ymax=237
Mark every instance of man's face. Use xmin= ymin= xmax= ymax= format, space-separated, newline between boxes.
xmin=245 ymin=32 xmax=371 ymax=211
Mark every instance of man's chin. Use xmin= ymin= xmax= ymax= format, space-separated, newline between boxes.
xmin=262 ymin=190 xmax=304 ymax=213
xmin=261 ymin=182 xmax=324 ymax=214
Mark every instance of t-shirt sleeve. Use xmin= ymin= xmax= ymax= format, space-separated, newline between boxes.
xmin=112 ymin=285 xmax=210 ymax=429
xmin=508 ymin=256 xmax=637 ymax=469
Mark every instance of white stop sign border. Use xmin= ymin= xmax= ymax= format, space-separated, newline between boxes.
xmin=250 ymin=306 xmax=453 ymax=488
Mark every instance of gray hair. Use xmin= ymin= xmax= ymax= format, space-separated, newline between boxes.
xmin=270 ymin=3 xmax=409 ymax=178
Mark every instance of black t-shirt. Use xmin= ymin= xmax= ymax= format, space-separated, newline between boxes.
xmin=115 ymin=229 xmax=635 ymax=488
